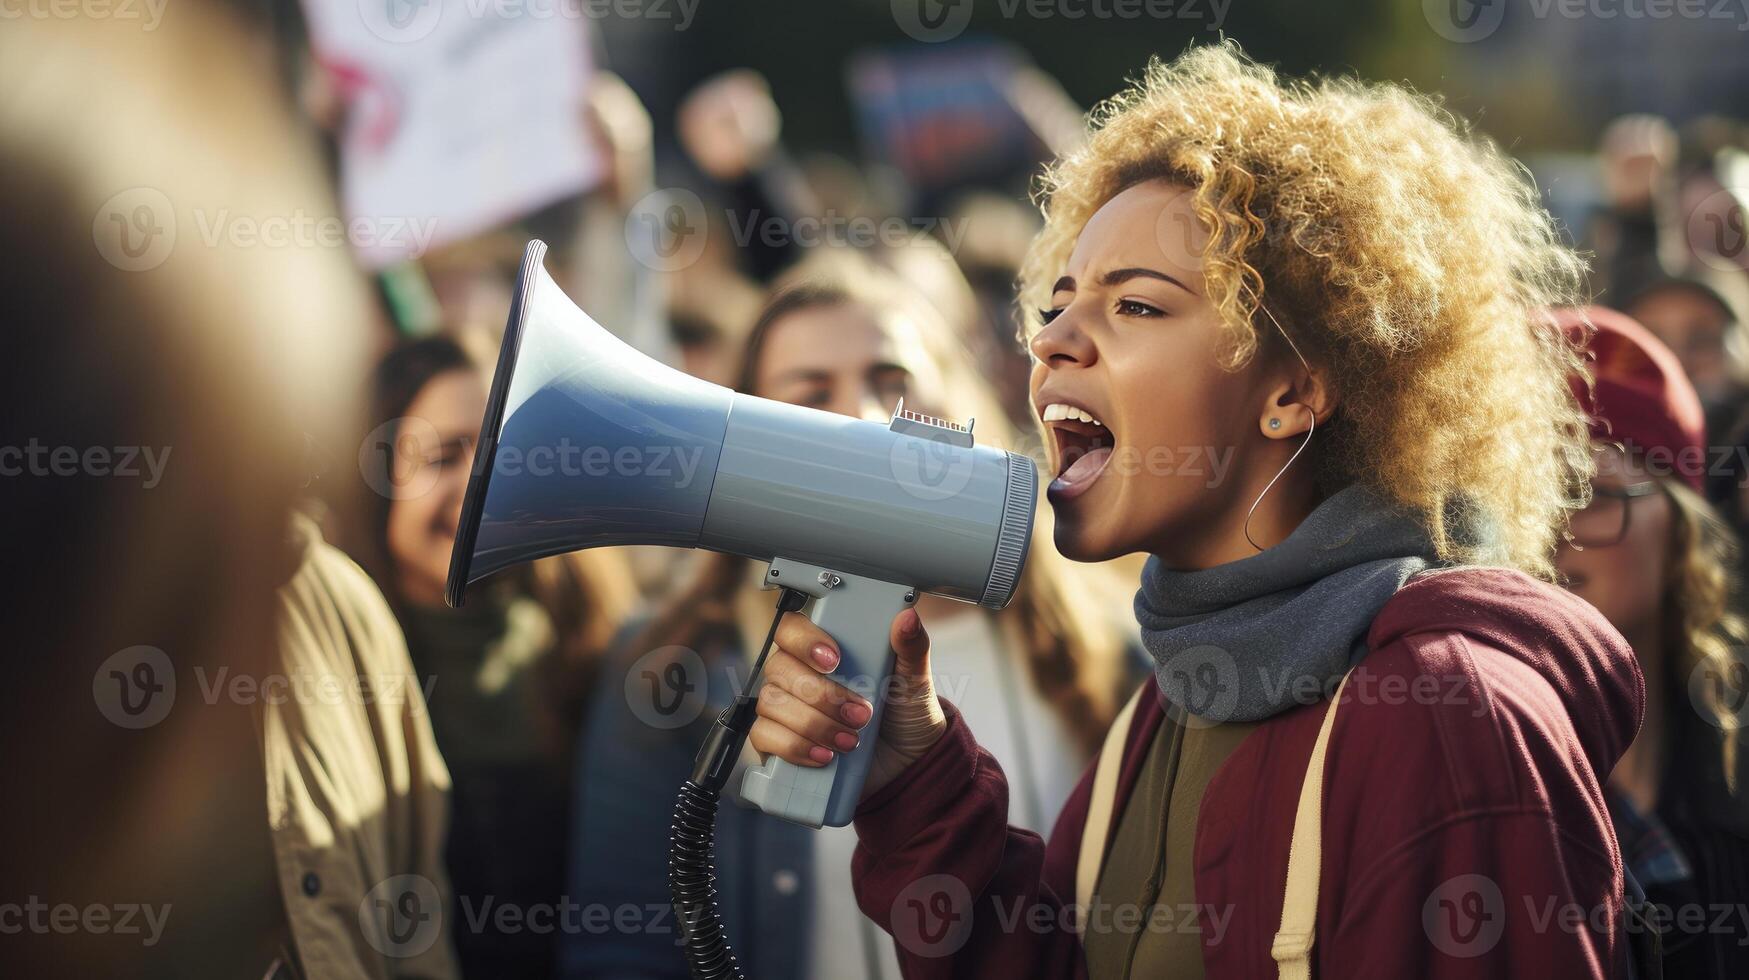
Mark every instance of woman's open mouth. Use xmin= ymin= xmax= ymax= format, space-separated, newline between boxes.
xmin=1042 ymin=402 xmax=1116 ymax=500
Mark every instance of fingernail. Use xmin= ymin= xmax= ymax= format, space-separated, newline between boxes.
xmin=840 ymin=701 xmax=871 ymax=726
xmin=808 ymin=746 xmax=834 ymax=765
xmin=811 ymin=644 xmax=838 ymax=670
xmin=834 ymin=731 xmax=860 ymax=751
xmin=898 ymin=608 xmax=920 ymax=638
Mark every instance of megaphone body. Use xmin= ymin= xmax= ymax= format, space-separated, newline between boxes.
xmin=448 ymin=241 xmax=1037 ymax=828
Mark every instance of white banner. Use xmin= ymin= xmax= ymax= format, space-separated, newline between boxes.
xmin=299 ymin=0 xmax=605 ymax=267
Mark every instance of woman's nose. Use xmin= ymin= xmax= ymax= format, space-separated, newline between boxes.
xmin=1028 ymin=311 xmax=1095 ymax=367
xmin=857 ymin=391 xmax=890 ymax=424
xmin=815 ymin=387 xmax=882 ymax=423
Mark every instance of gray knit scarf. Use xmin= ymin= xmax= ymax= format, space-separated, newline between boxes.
xmin=1133 ymin=484 xmax=1453 ymax=725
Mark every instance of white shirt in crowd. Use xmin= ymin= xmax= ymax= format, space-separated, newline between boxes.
xmin=808 ymin=609 xmax=1088 ymax=980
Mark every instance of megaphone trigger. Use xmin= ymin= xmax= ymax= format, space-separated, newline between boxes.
xmin=739 ymin=558 xmax=917 ymax=829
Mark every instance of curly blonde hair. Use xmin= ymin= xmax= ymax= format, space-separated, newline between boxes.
xmin=1663 ymin=480 xmax=1746 ymax=790
xmin=1019 ymin=43 xmax=1592 ymax=577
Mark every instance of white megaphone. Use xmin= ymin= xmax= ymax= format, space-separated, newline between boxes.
xmin=448 ymin=240 xmax=1037 ymax=829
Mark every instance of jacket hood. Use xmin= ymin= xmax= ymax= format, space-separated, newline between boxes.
xmin=1367 ymin=566 xmax=1645 ymax=779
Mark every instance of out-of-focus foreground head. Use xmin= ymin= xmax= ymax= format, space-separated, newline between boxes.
xmin=0 ymin=6 xmax=374 ymax=975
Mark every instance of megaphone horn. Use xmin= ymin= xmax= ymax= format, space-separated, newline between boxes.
xmin=448 ymin=240 xmax=1037 ymax=829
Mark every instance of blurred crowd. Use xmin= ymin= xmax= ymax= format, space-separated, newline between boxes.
xmin=4 ymin=1 xmax=1749 ymax=978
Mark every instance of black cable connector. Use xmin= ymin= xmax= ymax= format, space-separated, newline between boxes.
xmin=670 ymin=586 xmax=808 ymax=980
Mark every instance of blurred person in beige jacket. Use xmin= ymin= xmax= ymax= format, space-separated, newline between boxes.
xmin=0 ymin=5 xmax=457 ymax=978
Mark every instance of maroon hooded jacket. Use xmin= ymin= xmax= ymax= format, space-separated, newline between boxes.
xmin=850 ymin=567 xmax=1644 ymax=978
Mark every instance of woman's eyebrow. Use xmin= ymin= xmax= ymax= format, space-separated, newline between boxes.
xmin=765 ymin=367 xmax=832 ymax=386
xmin=1052 ymin=276 xmax=1075 ymax=294
xmin=1100 ymin=267 xmax=1195 ymax=295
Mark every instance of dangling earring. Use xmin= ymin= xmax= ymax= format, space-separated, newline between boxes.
xmin=1244 ymin=307 xmax=1317 ymax=552
xmin=1245 ymin=409 xmax=1314 ymax=551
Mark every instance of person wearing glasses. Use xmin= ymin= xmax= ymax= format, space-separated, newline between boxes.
xmin=1556 ymin=306 xmax=1749 ymax=978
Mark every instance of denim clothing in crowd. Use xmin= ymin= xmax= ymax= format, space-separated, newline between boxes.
xmin=563 ymin=631 xmax=812 ymax=980
xmin=1608 ymin=752 xmax=1749 ymax=977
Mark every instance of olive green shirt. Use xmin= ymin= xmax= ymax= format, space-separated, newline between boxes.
xmin=1081 ymin=715 xmax=1257 ymax=980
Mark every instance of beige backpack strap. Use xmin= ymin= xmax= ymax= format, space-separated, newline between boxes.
xmin=1271 ymin=670 xmax=1354 ymax=980
xmin=1073 ymin=683 xmax=1146 ymax=930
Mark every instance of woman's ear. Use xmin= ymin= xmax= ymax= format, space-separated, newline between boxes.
xmin=1258 ymin=371 xmax=1337 ymax=440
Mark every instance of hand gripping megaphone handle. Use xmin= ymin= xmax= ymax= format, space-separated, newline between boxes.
xmin=741 ymin=556 xmax=917 ymax=828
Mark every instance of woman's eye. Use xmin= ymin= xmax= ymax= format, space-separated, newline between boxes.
xmin=874 ymin=378 xmax=910 ymax=404
xmin=1115 ymin=299 xmax=1163 ymax=318
xmin=1038 ymin=308 xmax=1063 ymax=325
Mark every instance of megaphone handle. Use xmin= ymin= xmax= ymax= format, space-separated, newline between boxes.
xmin=740 ymin=559 xmax=916 ymax=829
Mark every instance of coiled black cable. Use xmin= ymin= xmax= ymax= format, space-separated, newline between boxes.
xmin=669 ymin=586 xmax=807 ymax=980
xmin=669 ymin=778 xmax=743 ymax=980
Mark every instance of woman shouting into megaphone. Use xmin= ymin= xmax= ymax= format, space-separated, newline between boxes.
xmin=749 ymin=42 xmax=1644 ymax=979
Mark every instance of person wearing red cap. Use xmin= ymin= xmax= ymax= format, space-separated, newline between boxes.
xmin=1557 ymin=306 xmax=1749 ymax=978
